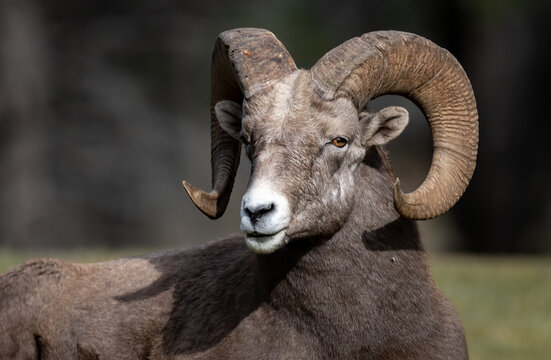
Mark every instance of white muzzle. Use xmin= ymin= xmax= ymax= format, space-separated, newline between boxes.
xmin=240 ymin=182 xmax=291 ymax=254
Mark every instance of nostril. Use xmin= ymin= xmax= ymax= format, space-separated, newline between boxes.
xmin=245 ymin=202 xmax=275 ymax=225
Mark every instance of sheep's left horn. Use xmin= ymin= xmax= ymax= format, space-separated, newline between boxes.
xmin=184 ymin=28 xmax=297 ymax=219
xmin=312 ymin=31 xmax=478 ymax=220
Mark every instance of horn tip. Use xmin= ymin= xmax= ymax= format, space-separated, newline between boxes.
xmin=392 ymin=178 xmax=404 ymax=200
xmin=393 ymin=178 xmax=435 ymax=221
xmin=182 ymin=180 xmax=220 ymax=219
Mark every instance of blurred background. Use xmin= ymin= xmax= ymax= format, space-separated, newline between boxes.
xmin=1 ymin=0 xmax=550 ymax=253
xmin=1 ymin=0 xmax=550 ymax=358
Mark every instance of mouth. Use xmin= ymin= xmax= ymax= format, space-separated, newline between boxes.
xmin=244 ymin=229 xmax=287 ymax=254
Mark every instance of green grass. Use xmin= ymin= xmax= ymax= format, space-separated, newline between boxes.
xmin=432 ymin=256 xmax=551 ymax=360
xmin=1 ymin=249 xmax=549 ymax=359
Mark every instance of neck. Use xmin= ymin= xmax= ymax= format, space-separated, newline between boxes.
xmin=256 ymin=148 xmax=424 ymax=284
xmin=254 ymin=149 xmax=434 ymax=354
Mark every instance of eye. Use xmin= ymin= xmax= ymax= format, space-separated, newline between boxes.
xmin=331 ymin=137 xmax=348 ymax=148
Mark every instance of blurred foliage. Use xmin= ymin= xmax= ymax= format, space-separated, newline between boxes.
xmin=0 ymin=0 xmax=550 ymax=252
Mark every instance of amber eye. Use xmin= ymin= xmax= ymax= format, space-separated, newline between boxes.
xmin=331 ymin=137 xmax=348 ymax=148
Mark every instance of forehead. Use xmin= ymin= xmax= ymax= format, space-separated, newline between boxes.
xmin=242 ymin=70 xmax=358 ymax=141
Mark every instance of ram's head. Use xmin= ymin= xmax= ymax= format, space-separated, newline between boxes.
xmin=183 ymin=28 xmax=478 ymax=254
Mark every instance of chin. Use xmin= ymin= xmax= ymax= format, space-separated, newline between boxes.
xmin=245 ymin=230 xmax=287 ymax=254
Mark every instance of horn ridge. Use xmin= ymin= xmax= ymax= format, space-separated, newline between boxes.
xmin=184 ymin=28 xmax=297 ymax=219
xmin=312 ymin=31 xmax=478 ymax=219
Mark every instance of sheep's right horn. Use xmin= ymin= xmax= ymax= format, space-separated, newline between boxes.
xmin=184 ymin=28 xmax=297 ymax=219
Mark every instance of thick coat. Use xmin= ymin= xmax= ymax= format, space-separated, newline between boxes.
xmin=0 ymin=149 xmax=466 ymax=359
xmin=0 ymin=28 xmax=477 ymax=359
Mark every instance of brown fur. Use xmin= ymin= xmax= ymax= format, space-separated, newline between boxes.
xmin=0 ymin=148 xmax=467 ymax=359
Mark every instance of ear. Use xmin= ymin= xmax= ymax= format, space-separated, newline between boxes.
xmin=215 ymin=100 xmax=242 ymax=140
xmin=359 ymin=106 xmax=409 ymax=147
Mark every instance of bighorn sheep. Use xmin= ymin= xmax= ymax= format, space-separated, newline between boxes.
xmin=0 ymin=28 xmax=478 ymax=359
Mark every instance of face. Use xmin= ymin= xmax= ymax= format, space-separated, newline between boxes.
xmin=223 ymin=71 xmax=367 ymax=254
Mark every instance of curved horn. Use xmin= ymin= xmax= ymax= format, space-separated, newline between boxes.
xmin=183 ymin=28 xmax=297 ymax=218
xmin=312 ymin=31 xmax=478 ymax=220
